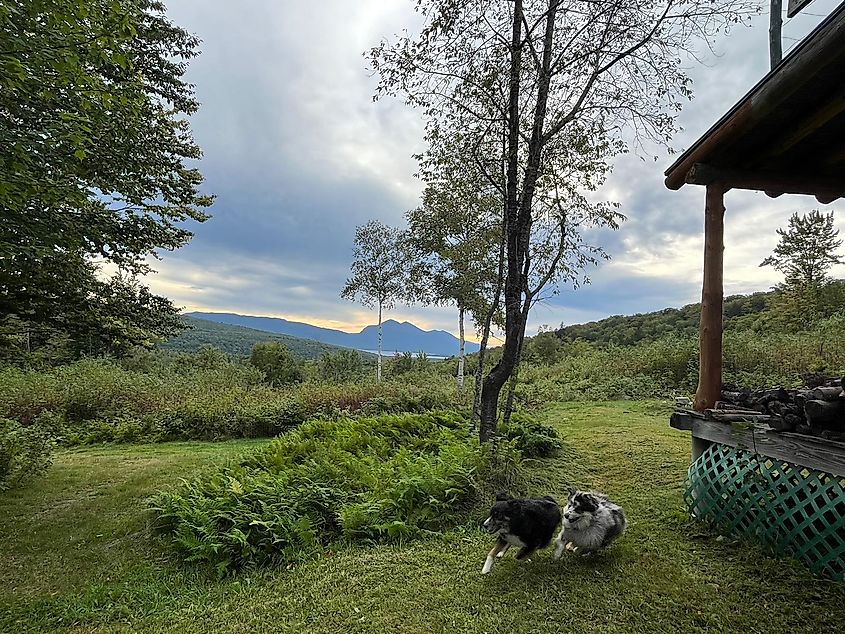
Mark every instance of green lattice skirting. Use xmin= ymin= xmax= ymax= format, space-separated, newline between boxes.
xmin=684 ymin=442 xmax=845 ymax=580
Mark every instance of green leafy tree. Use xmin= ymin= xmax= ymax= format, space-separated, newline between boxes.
xmin=317 ymin=349 xmax=363 ymax=382
xmin=388 ymin=351 xmax=431 ymax=376
xmin=389 ymin=351 xmax=416 ymax=376
xmin=407 ymin=123 xmax=510 ymax=422
xmin=761 ymin=211 xmax=844 ymax=331
xmin=760 ymin=210 xmax=842 ymax=286
xmin=528 ymin=327 xmax=562 ymax=365
xmin=341 ymin=221 xmax=412 ymax=382
xmin=0 ymin=0 xmax=212 ymax=359
xmin=406 ymin=152 xmax=503 ymax=394
xmin=249 ymin=342 xmax=303 ymax=387
xmin=370 ymin=0 xmax=758 ymax=441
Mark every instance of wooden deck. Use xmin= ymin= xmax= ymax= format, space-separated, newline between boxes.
xmin=670 ymin=410 xmax=845 ymax=478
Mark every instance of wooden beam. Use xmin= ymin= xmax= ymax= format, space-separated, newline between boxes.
xmin=664 ymin=5 xmax=845 ymax=190
xmin=787 ymin=0 xmax=817 ymax=19
xmin=694 ymin=185 xmax=725 ymax=412
xmin=769 ymin=91 xmax=845 ymax=158
xmin=669 ymin=418 xmax=845 ymax=477
xmin=685 ymin=163 xmax=845 ymax=200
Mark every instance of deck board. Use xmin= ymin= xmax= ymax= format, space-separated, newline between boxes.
xmin=670 ymin=412 xmax=845 ymax=477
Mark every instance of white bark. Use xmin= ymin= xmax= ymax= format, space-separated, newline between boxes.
xmin=377 ymin=301 xmax=383 ymax=382
xmin=457 ymin=306 xmax=465 ymax=392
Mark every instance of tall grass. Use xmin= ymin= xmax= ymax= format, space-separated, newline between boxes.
xmin=2 ymin=315 xmax=841 ymax=443
xmin=516 ymin=315 xmax=845 ymax=406
xmin=0 ymin=355 xmax=467 ymax=444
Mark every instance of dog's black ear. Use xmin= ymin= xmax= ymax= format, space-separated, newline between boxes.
xmin=581 ymin=493 xmax=599 ymax=513
xmin=495 ymin=491 xmax=512 ymax=502
xmin=568 ymin=488 xmax=577 ymax=500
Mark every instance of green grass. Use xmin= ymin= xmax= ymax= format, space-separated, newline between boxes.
xmin=2 ymin=401 xmax=843 ymax=633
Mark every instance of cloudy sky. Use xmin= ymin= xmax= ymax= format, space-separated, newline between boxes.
xmin=149 ymin=0 xmax=844 ymax=339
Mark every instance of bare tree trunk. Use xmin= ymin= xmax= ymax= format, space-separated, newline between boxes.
xmin=769 ymin=0 xmax=782 ymax=69
xmin=480 ymin=309 xmax=529 ymax=442
xmin=377 ymin=301 xmax=383 ymax=383
xmin=479 ymin=0 xmax=526 ymax=444
xmin=469 ymin=304 xmax=501 ymax=431
xmin=479 ymin=0 xmax=558 ymax=443
xmin=471 ymin=191 xmax=507 ymax=430
xmin=502 ymin=340 xmax=524 ymax=427
xmin=457 ymin=306 xmax=465 ymax=393
xmin=472 ymin=233 xmax=506 ymax=428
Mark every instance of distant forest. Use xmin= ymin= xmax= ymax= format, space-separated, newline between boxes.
xmin=555 ymin=283 xmax=844 ymax=345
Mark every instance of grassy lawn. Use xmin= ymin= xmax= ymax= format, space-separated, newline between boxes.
xmin=1 ymin=401 xmax=843 ymax=633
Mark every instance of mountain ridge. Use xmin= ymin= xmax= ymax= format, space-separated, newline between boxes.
xmin=161 ymin=316 xmax=372 ymax=359
xmin=185 ymin=312 xmax=479 ymax=357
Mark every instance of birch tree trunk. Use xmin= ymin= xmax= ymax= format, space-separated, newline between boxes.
xmin=377 ymin=300 xmax=383 ymax=383
xmin=457 ymin=306 xmax=465 ymax=392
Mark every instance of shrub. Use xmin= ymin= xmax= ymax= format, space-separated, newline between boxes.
xmin=387 ymin=351 xmax=432 ymax=377
xmin=0 ymin=355 xmax=467 ymax=444
xmin=250 ymin=342 xmax=303 ymax=386
xmin=149 ymin=411 xmax=521 ymax=573
xmin=316 ymin=349 xmax=363 ymax=382
xmin=498 ymin=413 xmax=561 ymax=458
xmin=0 ymin=418 xmax=55 ymax=491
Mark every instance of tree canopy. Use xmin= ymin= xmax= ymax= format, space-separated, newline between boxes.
xmin=760 ymin=210 xmax=843 ymax=286
xmin=249 ymin=342 xmax=303 ymax=387
xmin=369 ymin=0 xmax=758 ymax=440
xmin=0 ymin=0 xmax=212 ymax=360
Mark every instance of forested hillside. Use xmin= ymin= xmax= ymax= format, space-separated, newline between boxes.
xmin=161 ymin=316 xmax=368 ymax=359
xmin=188 ymin=312 xmax=479 ymax=356
xmin=557 ymin=288 xmax=793 ymax=345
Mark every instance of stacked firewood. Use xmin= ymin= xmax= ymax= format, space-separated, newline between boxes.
xmin=718 ymin=377 xmax=845 ymax=440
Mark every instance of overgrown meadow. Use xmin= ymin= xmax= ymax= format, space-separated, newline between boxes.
xmin=1 ymin=315 xmax=843 ymax=571
xmin=2 ymin=320 xmax=844 ymax=632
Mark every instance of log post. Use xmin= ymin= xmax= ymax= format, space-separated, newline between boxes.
xmin=694 ymin=184 xmax=726 ymax=413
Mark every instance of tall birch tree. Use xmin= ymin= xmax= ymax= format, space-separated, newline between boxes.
xmin=370 ymin=0 xmax=759 ymax=441
xmin=341 ymin=220 xmax=410 ymax=382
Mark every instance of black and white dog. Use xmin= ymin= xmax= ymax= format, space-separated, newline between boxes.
xmin=481 ymin=493 xmax=561 ymax=574
xmin=554 ymin=489 xmax=627 ymax=558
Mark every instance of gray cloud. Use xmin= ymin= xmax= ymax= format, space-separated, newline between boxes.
xmin=145 ymin=1 xmax=843 ymax=337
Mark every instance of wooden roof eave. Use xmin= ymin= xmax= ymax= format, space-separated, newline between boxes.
xmin=664 ymin=4 xmax=845 ymax=203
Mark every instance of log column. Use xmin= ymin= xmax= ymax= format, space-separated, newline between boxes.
xmin=692 ymin=184 xmax=725 ymax=460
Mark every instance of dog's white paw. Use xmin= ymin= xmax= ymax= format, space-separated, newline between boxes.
xmin=481 ymin=556 xmax=494 ymax=574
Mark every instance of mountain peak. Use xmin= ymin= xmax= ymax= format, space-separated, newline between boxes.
xmin=186 ymin=312 xmax=479 ymax=356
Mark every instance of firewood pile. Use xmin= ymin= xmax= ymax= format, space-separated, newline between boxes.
xmin=717 ymin=376 xmax=845 ymax=441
